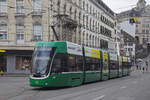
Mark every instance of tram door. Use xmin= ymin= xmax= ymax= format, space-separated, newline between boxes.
xmin=101 ymin=51 xmax=109 ymax=80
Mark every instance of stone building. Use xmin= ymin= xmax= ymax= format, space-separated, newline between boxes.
xmin=117 ymin=0 xmax=150 ymax=47
xmin=0 ymin=0 xmax=116 ymax=74
xmin=120 ymin=30 xmax=135 ymax=58
xmin=116 ymin=20 xmax=135 ymax=58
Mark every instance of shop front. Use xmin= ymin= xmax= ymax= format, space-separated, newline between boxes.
xmin=4 ymin=50 xmax=33 ymax=74
xmin=0 ymin=54 xmax=7 ymax=72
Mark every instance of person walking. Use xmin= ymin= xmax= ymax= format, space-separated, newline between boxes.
xmin=136 ymin=65 xmax=139 ymax=70
xmin=143 ymin=66 xmax=145 ymax=73
xmin=0 ymin=66 xmax=4 ymax=76
xmin=146 ymin=61 xmax=148 ymax=72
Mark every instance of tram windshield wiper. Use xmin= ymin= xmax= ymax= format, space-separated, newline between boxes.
xmin=33 ymin=73 xmax=42 ymax=77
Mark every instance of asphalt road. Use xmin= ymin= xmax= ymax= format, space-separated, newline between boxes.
xmin=0 ymin=70 xmax=150 ymax=100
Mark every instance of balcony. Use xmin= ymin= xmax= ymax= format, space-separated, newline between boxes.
xmin=15 ymin=13 xmax=25 ymax=17
xmin=32 ymin=10 xmax=42 ymax=16
xmin=31 ymin=36 xmax=42 ymax=42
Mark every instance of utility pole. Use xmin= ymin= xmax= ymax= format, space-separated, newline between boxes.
xmin=48 ymin=6 xmax=50 ymax=41
xmin=48 ymin=0 xmax=51 ymax=41
xmin=50 ymin=25 xmax=59 ymax=41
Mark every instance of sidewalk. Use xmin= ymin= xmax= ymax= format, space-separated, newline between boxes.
xmin=0 ymin=72 xmax=29 ymax=77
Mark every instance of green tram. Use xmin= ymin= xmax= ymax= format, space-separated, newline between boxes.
xmin=30 ymin=41 xmax=132 ymax=87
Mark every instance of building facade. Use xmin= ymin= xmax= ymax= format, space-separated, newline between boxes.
xmin=116 ymin=20 xmax=135 ymax=58
xmin=117 ymin=0 xmax=150 ymax=47
xmin=120 ymin=30 xmax=135 ymax=58
xmin=0 ymin=0 xmax=116 ymax=74
xmin=116 ymin=23 xmax=121 ymax=56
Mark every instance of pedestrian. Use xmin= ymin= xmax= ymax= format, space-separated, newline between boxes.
xmin=0 ymin=66 xmax=4 ymax=76
xmin=146 ymin=62 xmax=148 ymax=72
xmin=139 ymin=65 xmax=141 ymax=70
xmin=136 ymin=65 xmax=139 ymax=70
xmin=139 ymin=62 xmax=141 ymax=70
xmin=143 ymin=67 xmax=145 ymax=73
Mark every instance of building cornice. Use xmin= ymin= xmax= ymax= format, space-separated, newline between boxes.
xmin=89 ymin=0 xmax=115 ymax=20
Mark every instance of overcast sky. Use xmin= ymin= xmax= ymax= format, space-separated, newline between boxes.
xmin=102 ymin=0 xmax=150 ymax=13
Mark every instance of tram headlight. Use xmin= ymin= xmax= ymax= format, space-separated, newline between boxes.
xmin=45 ymin=83 xmax=48 ymax=86
xmin=35 ymin=81 xmax=39 ymax=84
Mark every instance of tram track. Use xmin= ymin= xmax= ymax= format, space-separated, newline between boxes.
xmin=46 ymin=75 xmax=139 ymax=100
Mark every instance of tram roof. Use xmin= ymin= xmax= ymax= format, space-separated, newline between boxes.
xmin=35 ymin=41 xmax=67 ymax=47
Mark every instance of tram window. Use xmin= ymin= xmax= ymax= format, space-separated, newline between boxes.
xmin=122 ymin=62 xmax=127 ymax=69
xmin=93 ymin=58 xmax=101 ymax=71
xmin=52 ymin=53 xmax=84 ymax=73
xmin=51 ymin=53 xmax=68 ymax=73
xmin=68 ymin=55 xmax=76 ymax=72
xmin=110 ymin=62 xmax=116 ymax=70
xmin=86 ymin=57 xmax=100 ymax=71
xmin=110 ymin=61 xmax=118 ymax=70
xmin=75 ymin=56 xmax=83 ymax=71
xmin=67 ymin=55 xmax=83 ymax=72
xmin=119 ymin=61 xmax=122 ymax=68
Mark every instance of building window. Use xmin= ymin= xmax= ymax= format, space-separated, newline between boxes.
xmin=86 ymin=16 xmax=88 ymax=28
xmin=16 ymin=25 xmax=24 ymax=40
xmin=33 ymin=24 xmax=42 ymax=41
xmin=0 ymin=24 xmax=7 ymax=40
xmin=79 ymin=12 xmax=81 ymax=24
xmin=33 ymin=0 xmax=41 ymax=12
xmin=83 ymin=1 xmax=85 ymax=10
xmin=74 ymin=9 xmax=77 ymax=20
xmin=63 ymin=4 xmax=66 ymax=14
xmin=70 ymin=7 xmax=72 ymax=16
xmin=16 ymin=0 xmax=24 ymax=14
xmin=136 ymin=29 xmax=138 ymax=33
xmin=143 ymin=38 xmax=148 ymax=44
xmin=83 ymin=15 xmax=85 ymax=27
xmin=0 ymin=0 xmax=7 ymax=13
xmin=142 ymin=30 xmax=145 ymax=33
xmin=86 ymin=3 xmax=88 ymax=12
xmin=79 ymin=0 xmax=81 ymax=7
xmin=146 ymin=29 xmax=149 ymax=33
xmin=100 ymin=39 xmax=108 ymax=50
xmin=57 ymin=0 xmax=60 ymax=13
xmin=16 ymin=56 xmax=31 ymax=70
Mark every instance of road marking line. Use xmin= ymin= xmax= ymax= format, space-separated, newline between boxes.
xmin=93 ymin=95 xmax=106 ymax=100
xmin=120 ymin=86 xmax=127 ymax=89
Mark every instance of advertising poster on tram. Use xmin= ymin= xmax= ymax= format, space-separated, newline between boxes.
xmin=123 ymin=57 xmax=128 ymax=62
xmin=103 ymin=52 xmax=109 ymax=73
xmin=84 ymin=47 xmax=100 ymax=59
xmin=119 ymin=56 xmax=122 ymax=72
xmin=110 ymin=53 xmax=117 ymax=61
